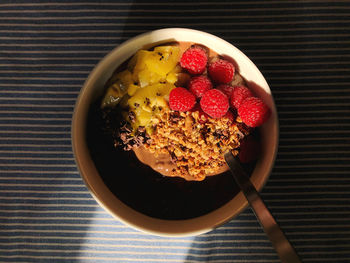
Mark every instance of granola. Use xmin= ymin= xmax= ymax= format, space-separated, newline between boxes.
xmin=144 ymin=109 xmax=250 ymax=180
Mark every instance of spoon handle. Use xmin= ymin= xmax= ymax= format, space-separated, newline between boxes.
xmin=224 ymin=152 xmax=302 ymax=263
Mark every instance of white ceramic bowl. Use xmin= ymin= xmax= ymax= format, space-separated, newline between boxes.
xmin=72 ymin=28 xmax=279 ymax=237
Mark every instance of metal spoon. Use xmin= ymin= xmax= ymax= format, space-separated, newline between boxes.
xmin=224 ymin=151 xmax=302 ymax=263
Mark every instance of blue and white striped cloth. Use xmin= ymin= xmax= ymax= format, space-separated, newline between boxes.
xmin=1 ymin=0 xmax=350 ymax=262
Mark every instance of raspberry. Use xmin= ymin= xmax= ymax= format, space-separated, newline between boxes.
xmin=169 ymin=87 xmax=196 ymax=112
xmin=188 ymin=75 xmax=213 ymax=98
xmin=238 ymin=97 xmax=271 ymax=127
xmin=230 ymin=85 xmax=253 ymax=109
xmin=239 ymin=136 xmax=260 ymax=163
xmin=208 ymin=59 xmax=235 ymax=84
xmin=191 ymin=103 xmax=209 ymax=124
xmin=217 ymin=84 xmax=234 ymax=98
xmin=200 ymin=89 xmax=229 ymax=119
xmin=180 ymin=46 xmax=208 ymax=75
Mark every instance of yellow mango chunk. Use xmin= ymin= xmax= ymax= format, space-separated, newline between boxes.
xmin=166 ymin=64 xmax=183 ymax=84
xmin=152 ymin=96 xmax=168 ymax=108
xmin=166 ymin=72 xmax=177 ymax=84
xmin=132 ymin=50 xmax=151 ymax=82
xmin=131 ymin=46 xmax=180 ymax=85
xmin=135 ymin=109 xmax=152 ymax=127
xmin=101 ymin=70 xmax=133 ymax=108
xmin=138 ymin=68 xmax=164 ymax=88
xmin=105 ymin=45 xmax=182 ymax=135
xmin=170 ymin=64 xmax=183 ymax=74
xmin=128 ymin=83 xmax=175 ymax=110
xmin=128 ymin=83 xmax=175 ymax=130
xmin=117 ymin=70 xmax=133 ymax=88
xmin=127 ymin=84 xmax=139 ymax=96
xmin=144 ymin=46 xmax=181 ymax=77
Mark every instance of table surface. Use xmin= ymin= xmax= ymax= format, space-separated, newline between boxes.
xmin=1 ymin=0 xmax=350 ymax=262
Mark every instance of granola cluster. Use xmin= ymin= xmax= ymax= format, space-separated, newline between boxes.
xmin=144 ymin=109 xmax=250 ymax=180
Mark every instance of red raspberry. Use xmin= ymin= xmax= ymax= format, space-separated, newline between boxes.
xmin=180 ymin=47 xmax=208 ymax=75
xmin=200 ymin=89 xmax=229 ymax=119
xmin=217 ymin=84 xmax=234 ymax=98
xmin=230 ymin=85 xmax=254 ymax=109
xmin=191 ymin=103 xmax=209 ymax=124
xmin=169 ymin=87 xmax=196 ymax=112
xmin=208 ymin=59 xmax=235 ymax=84
xmin=239 ymin=136 xmax=260 ymax=163
xmin=188 ymin=75 xmax=213 ymax=98
xmin=238 ymin=97 xmax=271 ymax=127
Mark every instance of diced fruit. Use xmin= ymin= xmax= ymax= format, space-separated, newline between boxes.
xmin=208 ymin=59 xmax=235 ymax=84
xmin=141 ymin=103 xmax=152 ymax=113
xmin=120 ymin=46 xmax=182 ymax=132
xmin=138 ymin=68 xmax=164 ymax=88
xmin=101 ymin=86 xmax=122 ymax=108
xmin=166 ymin=72 xmax=177 ymax=84
xmin=131 ymin=46 xmax=180 ymax=86
xmin=230 ymin=85 xmax=254 ymax=109
xmin=188 ymin=75 xmax=213 ymax=98
xmin=127 ymin=84 xmax=139 ymax=96
xmin=131 ymin=50 xmax=149 ymax=81
xmin=136 ymin=110 xmax=152 ymax=126
xmin=180 ymin=46 xmax=208 ymax=75
xmin=117 ymin=70 xmax=134 ymax=89
xmin=200 ymin=89 xmax=229 ymax=118
xmin=166 ymin=65 xmax=183 ymax=84
xmin=101 ymin=70 xmax=133 ymax=108
xmin=154 ymin=96 xmax=168 ymax=108
xmin=128 ymin=83 xmax=175 ymax=109
xmin=238 ymin=97 xmax=271 ymax=127
xmin=128 ymin=83 xmax=176 ymax=130
xmin=170 ymin=64 xmax=183 ymax=74
xmin=169 ymin=87 xmax=196 ymax=112
xmin=148 ymin=46 xmax=181 ymax=76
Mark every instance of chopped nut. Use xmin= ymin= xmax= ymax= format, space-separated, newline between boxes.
xmin=184 ymin=114 xmax=193 ymax=134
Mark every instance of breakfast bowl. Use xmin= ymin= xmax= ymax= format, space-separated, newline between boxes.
xmin=71 ymin=28 xmax=279 ymax=237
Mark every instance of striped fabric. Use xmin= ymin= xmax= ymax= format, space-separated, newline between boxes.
xmin=1 ymin=0 xmax=350 ymax=262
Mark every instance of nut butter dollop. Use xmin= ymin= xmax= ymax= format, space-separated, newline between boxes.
xmin=133 ymin=146 xmax=229 ymax=181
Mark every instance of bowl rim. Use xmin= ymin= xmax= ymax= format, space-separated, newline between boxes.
xmin=71 ymin=27 xmax=279 ymax=237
